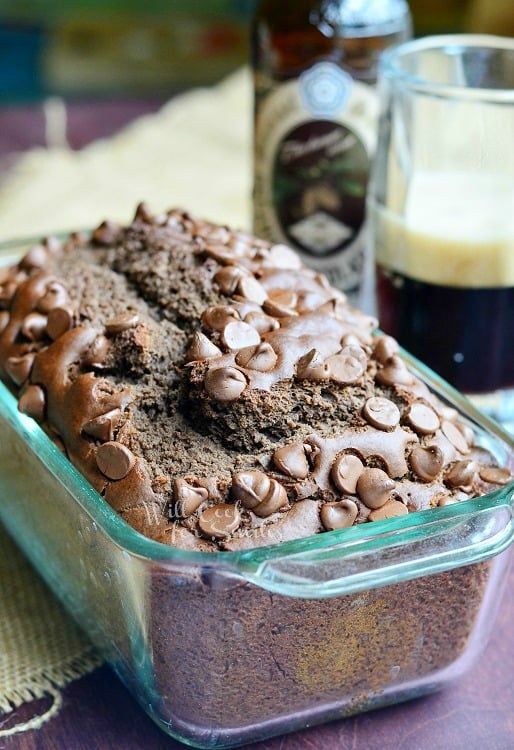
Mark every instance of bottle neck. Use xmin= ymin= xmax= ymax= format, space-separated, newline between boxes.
xmin=316 ymin=0 xmax=412 ymax=39
xmin=252 ymin=0 xmax=412 ymax=83
xmin=253 ymin=0 xmax=412 ymax=35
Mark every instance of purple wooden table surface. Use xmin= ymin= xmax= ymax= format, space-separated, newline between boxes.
xmin=0 ymin=98 xmax=164 ymax=154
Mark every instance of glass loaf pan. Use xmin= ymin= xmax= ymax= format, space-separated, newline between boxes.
xmin=0 ymin=237 xmax=513 ymax=749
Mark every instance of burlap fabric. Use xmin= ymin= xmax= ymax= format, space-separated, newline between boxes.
xmin=0 ymin=524 xmax=101 ymax=736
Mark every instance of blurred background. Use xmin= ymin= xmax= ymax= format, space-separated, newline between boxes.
xmin=0 ymin=0 xmax=254 ymax=101
xmin=0 ymin=0 xmax=512 ymax=239
xmin=0 ymin=0 xmax=508 ymax=103
xmin=0 ymin=1 xmax=255 ymax=155
xmin=1 ymin=0 xmax=513 ymax=103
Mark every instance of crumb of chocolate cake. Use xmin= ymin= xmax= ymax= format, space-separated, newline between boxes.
xmin=0 ymin=204 xmax=511 ymax=550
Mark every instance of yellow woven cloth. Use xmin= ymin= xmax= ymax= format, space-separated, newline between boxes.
xmin=0 ymin=68 xmax=252 ymax=241
xmin=0 ymin=524 xmax=101 ymax=735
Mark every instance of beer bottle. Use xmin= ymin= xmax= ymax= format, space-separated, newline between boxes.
xmin=251 ymin=0 xmax=411 ymax=303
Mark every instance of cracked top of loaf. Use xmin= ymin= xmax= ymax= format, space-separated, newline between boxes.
xmin=0 ymin=204 xmax=511 ymax=551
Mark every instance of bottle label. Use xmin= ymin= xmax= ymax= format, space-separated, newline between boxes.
xmin=254 ymin=62 xmax=375 ymax=294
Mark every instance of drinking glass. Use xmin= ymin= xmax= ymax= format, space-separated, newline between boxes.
xmin=368 ymin=35 xmax=514 ymax=430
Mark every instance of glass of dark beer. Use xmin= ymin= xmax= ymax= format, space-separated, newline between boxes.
xmin=368 ymin=35 xmax=514 ymax=429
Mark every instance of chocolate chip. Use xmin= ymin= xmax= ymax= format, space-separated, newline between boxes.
xmin=237 ymin=276 xmax=268 ymax=305
xmin=0 ymin=310 xmax=9 ymax=332
xmin=446 ymin=460 xmax=477 ymax=489
xmin=43 ymin=236 xmax=62 ymax=254
xmin=479 ymin=466 xmax=512 ymax=485
xmin=134 ymin=201 xmax=154 ymax=223
xmin=321 ymin=499 xmax=359 ymax=530
xmin=263 ymin=295 xmax=298 ymax=318
xmin=437 ymin=495 xmax=458 ymax=507
xmin=441 ymin=420 xmax=469 ymax=454
xmin=165 ymin=211 xmax=185 ymax=230
xmin=105 ymin=313 xmax=140 ymax=336
xmin=204 ymin=244 xmax=237 ymax=265
xmin=322 ymin=298 xmax=352 ymax=321
xmin=204 ymin=366 xmax=247 ymax=401
xmin=331 ymin=453 xmax=364 ymax=494
xmin=37 ymin=282 xmax=68 ymax=313
xmin=221 ymin=321 xmax=261 ymax=351
xmin=406 ymin=402 xmax=440 ymax=435
xmin=20 ymin=244 xmax=48 ymax=270
xmin=5 ymin=353 xmax=36 ymax=385
xmin=457 ymin=422 xmax=475 ymax=447
xmin=326 ymin=351 xmax=365 ymax=384
xmin=267 ymin=244 xmax=302 ymax=269
xmin=214 ymin=266 xmax=244 ymax=295
xmin=357 ymin=468 xmax=395 ymax=509
xmin=368 ymin=499 xmax=408 ymax=522
xmin=66 ymin=231 xmax=88 ymax=249
xmin=362 ymin=397 xmax=400 ymax=431
xmin=195 ymin=476 xmax=223 ymax=502
xmin=18 ymin=384 xmax=46 ymax=422
xmin=96 ymin=441 xmax=135 ymax=480
xmin=376 ymin=356 xmax=413 ymax=386
xmin=0 ymin=281 xmax=17 ymax=308
xmin=198 ymin=504 xmax=241 ymax=539
xmin=201 ymin=305 xmax=240 ymax=331
xmin=82 ymin=409 xmax=122 ymax=443
xmin=342 ymin=344 xmax=368 ymax=365
xmin=373 ymin=336 xmax=399 ymax=364
xmin=92 ymin=220 xmax=122 ymax=246
xmin=185 ymin=331 xmax=222 ymax=362
xmin=235 ymin=342 xmax=277 ymax=372
xmin=267 ymin=289 xmax=297 ymax=309
xmin=232 ymin=470 xmax=288 ymax=517
xmin=341 ymin=333 xmax=362 ymax=348
xmin=409 ymin=445 xmax=444 ymax=482
xmin=296 ymin=349 xmax=330 ymax=380
xmin=21 ymin=312 xmax=48 ymax=341
xmin=170 ymin=478 xmax=208 ymax=518
xmin=82 ymin=334 xmax=109 ymax=368
xmin=46 ymin=306 xmax=74 ymax=340
xmin=232 ymin=471 xmax=269 ymax=511
xmin=206 ymin=226 xmax=230 ymax=244
xmin=228 ymin=231 xmax=253 ymax=254
xmin=244 ymin=311 xmax=280 ymax=334
xmin=296 ymin=290 xmax=327 ymax=314
xmin=273 ymin=443 xmax=310 ymax=479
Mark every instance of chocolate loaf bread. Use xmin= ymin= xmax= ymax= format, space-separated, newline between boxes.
xmin=0 ymin=204 xmax=511 ymax=552
xmin=2 ymin=204 xmax=513 ymax=746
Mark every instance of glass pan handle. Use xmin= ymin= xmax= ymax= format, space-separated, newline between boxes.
xmin=238 ymin=499 xmax=514 ymax=599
